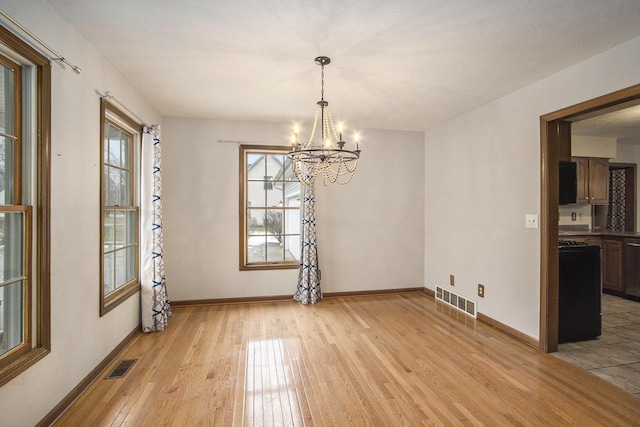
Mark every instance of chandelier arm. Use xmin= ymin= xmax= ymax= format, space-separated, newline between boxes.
xmin=288 ymin=149 xmax=359 ymax=162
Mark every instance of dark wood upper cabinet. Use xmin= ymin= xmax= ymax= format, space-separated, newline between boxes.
xmin=573 ymin=157 xmax=609 ymax=205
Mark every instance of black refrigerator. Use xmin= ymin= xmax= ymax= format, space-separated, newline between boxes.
xmin=558 ymin=243 xmax=602 ymax=343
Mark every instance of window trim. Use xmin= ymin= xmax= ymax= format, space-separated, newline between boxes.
xmin=0 ymin=51 xmax=22 ymax=203
xmin=239 ymin=145 xmax=300 ymax=271
xmin=99 ymin=99 xmax=141 ymax=316
xmin=0 ymin=25 xmax=51 ymax=388
xmin=0 ymin=206 xmax=33 ymax=364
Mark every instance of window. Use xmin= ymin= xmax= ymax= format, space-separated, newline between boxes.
xmin=240 ymin=145 xmax=300 ymax=270
xmin=100 ymin=99 xmax=140 ymax=315
xmin=0 ymin=26 xmax=51 ymax=387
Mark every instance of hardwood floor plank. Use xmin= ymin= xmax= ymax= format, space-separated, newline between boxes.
xmin=286 ymin=336 xmax=319 ymax=426
xmin=51 ymin=293 xmax=640 ymax=426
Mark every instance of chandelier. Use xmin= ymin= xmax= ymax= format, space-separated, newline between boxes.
xmin=287 ymin=56 xmax=360 ymax=186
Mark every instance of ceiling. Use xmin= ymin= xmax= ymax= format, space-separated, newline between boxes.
xmin=46 ymin=0 xmax=640 ymax=133
xmin=572 ymin=104 xmax=640 ymax=141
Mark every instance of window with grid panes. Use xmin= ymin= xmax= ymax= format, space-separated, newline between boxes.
xmin=0 ymin=25 xmax=51 ymax=387
xmin=239 ymin=145 xmax=300 ymax=270
xmin=100 ymin=99 xmax=140 ymax=315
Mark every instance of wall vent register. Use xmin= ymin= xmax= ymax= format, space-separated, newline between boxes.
xmin=435 ymin=286 xmax=477 ymax=318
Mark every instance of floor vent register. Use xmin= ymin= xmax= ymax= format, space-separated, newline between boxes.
xmin=105 ymin=359 xmax=138 ymax=380
xmin=435 ymin=286 xmax=477 ymax=318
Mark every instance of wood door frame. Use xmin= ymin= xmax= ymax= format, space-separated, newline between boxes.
xmin=540 ymin=83 xmax=640 ymax=353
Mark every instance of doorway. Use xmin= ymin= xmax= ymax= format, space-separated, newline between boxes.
xmin=540 ymin=83 xmax=640 ymax=353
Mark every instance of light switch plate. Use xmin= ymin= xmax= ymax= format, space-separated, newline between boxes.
xmin=525 ymin=214 xmax=538 ymax=229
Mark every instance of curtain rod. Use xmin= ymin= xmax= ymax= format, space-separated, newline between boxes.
xmin=0 ymin=8 xmax=81 ymax=74
xmin=217 ymin=139 xmax=282 ymax=145
xmin=99 ymin=90 xmax=149 ymax=126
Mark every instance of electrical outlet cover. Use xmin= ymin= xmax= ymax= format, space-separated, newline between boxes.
xmin=525 ymin=214 xmax=538 ymax=229
xmin=478 ymin=284 xmax=485 ymax=298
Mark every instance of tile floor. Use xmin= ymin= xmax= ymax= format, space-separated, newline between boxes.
xmin=555 ymin=293 xmax=640 ymax=397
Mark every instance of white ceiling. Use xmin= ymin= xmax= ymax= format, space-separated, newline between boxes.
xmin=572 ymin=104 xmax=640 ymax=140
xmin=47 ymin=0 xmax=640 ymax=132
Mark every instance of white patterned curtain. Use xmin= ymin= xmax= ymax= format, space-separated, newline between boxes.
xmin=293 ymin=182 xmax=322 ymax=304
xmin=141 ymin=125 xmax=171 ymax=332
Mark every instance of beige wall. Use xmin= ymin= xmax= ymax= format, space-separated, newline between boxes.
xmin=572 ymin=135 xmax=618 ymax=158
xmin=558 ymin=205 xmax=592 ymax=228
xmin=161 ymin=119 xmax=426 ymax=300
xmin=425 ymin=35 xmax=640 ymax=340
xmin=3 ymin=0 xmax=640 ymax=424
xmin=0 ymin=1 xmax=160 ymax=425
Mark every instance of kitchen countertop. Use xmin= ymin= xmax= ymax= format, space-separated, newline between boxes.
xmin=559 ymin=230 xmax=640 ymax=238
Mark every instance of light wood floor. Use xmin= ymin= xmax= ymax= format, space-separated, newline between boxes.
xmin=53 ymin=293 xmax=640 ymax=426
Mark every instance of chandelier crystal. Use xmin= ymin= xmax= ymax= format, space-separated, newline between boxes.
xmin=287 ymin=56 xmax=360 ymax=186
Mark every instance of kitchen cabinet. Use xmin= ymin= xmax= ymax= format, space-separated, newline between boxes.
xmin=602 ymin=239 xmax=623 ymax=292
xmin=573 ymin=157 xmax=609 ymax=205
xmin=624 ymin=238 xmax=640 ymax=297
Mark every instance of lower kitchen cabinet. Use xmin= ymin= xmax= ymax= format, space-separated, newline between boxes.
xmin=624 ymin=239 xmax=640 ymax=297
xmin=602 ymin=239 xmax=624 ymax=292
